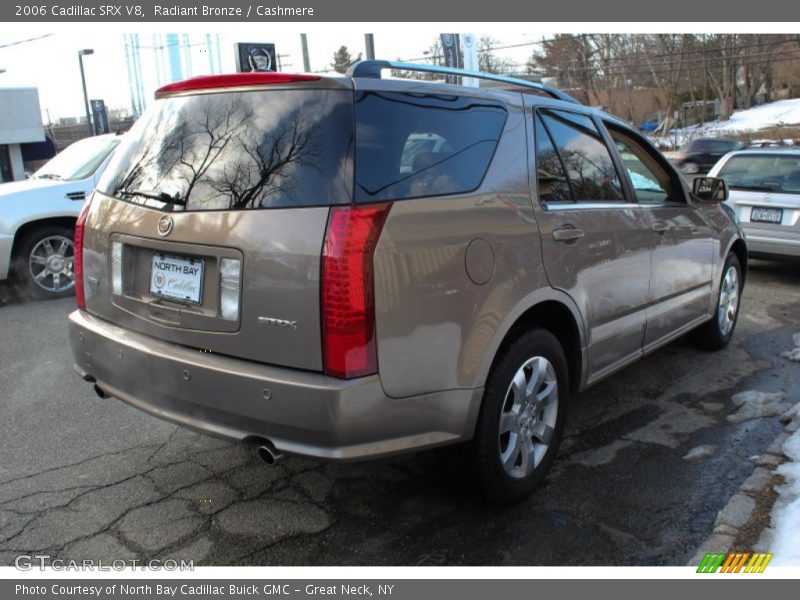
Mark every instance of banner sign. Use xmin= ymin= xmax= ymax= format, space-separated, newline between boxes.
xmin=90 ymin=99 xmax=109 ymax=135
xmin=440 ymin=33 xmax=461 ymax=85
xmin=461 ymin=33 xmax=479 ymax=87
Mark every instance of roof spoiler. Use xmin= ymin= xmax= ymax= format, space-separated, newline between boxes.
xmin=346 ymin=59 xmax=579 ymax=104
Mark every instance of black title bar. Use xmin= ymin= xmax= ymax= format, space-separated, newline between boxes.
xmin=3 ymin=0 xmax=800 ymax=21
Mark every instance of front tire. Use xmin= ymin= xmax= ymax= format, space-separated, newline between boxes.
xmin=12 ymin=225 xmax=76 ymax=299
xmin=468 ymin=329 xmax=569 ymax=506
xmin=691 ymin=253 xmax=742 ymax=350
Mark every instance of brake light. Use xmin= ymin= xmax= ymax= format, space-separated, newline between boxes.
xmin=155 ymin=73 xmax=321 ymax=98
xmin=321 ymin=204 xmax=391 ymax=379
xmin=74 ymin=199 xmax=92 ymax=309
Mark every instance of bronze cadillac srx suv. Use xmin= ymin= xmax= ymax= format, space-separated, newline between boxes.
xmin=69 ymin=61 xmax=747 ymax=504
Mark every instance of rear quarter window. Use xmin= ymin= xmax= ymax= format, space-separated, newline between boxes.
xmin=354 ymin=91 xmax=507 ymax=203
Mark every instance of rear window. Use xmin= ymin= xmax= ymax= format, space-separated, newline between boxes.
xmin=718 ymin=154 xmax=800 ymax=193
xmin=97 ymin=89 xmax=354 ymax=211
xmin=354 ymin=91 xmax=507 ymax=203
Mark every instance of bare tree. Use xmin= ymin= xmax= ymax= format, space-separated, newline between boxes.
xmin=529 ymin=34 xmax=599 ymax=105
xmin=477 ymin=36 xmax=513 ymax=74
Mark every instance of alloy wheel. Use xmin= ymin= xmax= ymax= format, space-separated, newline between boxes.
xmin=498 ymin=356 xmax=559 ymax=479
xmin=27 ymin=235 xmax=75 ymax=294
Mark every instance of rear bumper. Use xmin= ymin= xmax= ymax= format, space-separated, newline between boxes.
xmin=68 ymin=310 xmax=481 ymax=460
xmin=743 ymin=225 xmax=800 ymax=258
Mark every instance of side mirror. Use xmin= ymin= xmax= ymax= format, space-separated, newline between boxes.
xmin=693 ymin=177 xmax=728 ymax=202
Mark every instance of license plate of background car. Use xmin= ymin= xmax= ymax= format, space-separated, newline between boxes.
xmin=149 ymin=253 xmax=204 ymax=304
xmin=750 ymin=207 xmax=783 ymax=224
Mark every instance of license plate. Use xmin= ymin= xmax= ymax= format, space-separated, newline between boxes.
xmin=150 ymin=253 xmax=204 ymax=304
xmin=750 ymin=207 xmax=783 ymax=224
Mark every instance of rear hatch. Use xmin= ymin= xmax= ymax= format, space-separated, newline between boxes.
xmin=82 ymin=80 xmax=354 ymax=372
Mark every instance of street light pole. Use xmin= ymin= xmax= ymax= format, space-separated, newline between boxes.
xmin=365 ymin=34 xmax=375 ymax=60
xmin=78 ymin=49 xmax=94 ymax=136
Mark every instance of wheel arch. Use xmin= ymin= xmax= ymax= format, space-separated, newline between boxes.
xmin=9 ymin=217 xmax=77 ymax=277
xmin=478 ymin=291 xmax=587 ymax=399
xmin=728 ymin=236 xmax=748 ymax=285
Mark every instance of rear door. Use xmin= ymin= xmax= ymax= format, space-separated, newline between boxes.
xmin=529 ymin=106 xmax=652 ymax=381
xmin=604 ymin=121 xmax=714 ymax=348
xmin=82 ymin=84 xmax=355 ymax=371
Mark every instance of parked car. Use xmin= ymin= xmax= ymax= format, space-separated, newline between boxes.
xmin=0 ymin=134 xmax=121 ymax=297
xmin=68 ymin=64 xmax=746 ymax=505
xmin=709 ymin=148 xmax=800 ymax=259
xmin=672 ymin=137 xmax=744 ymax=174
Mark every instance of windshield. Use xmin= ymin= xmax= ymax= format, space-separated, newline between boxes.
xmin=96 ymin=89 xmax=354 ymax=211
xmin=718 ymin=154 xmax=800 ymax=193
xmin=35 ymin=136 xmax=119 ymax=182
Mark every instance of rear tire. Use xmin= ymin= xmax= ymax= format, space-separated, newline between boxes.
xmin=12 ymin=225 xmax=76 ymax=300
xmin=691 ymin=253 xmax=742 ymax=351
xmin=468 ymin=328 xmax=568 ymax=506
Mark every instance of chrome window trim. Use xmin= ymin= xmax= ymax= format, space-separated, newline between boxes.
xmin=542 ymin=201 xmax=636 ymax=211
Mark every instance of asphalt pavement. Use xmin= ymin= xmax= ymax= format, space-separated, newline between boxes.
xmin=0 ymin=260 xmax=798 ymax=566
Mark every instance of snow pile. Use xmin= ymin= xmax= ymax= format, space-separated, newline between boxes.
xmin=780 ymin=333 xmax=800 ymax=362
xmin=727 ymin=390 xmax=790 ymax=423
xmin=682 ymin=98 xmax=800 ymax=136
xmin=770 ymin=428 xmax=800 ymax=565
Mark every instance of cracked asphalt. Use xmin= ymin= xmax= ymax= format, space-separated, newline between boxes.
xmin=1 ymin=260 xmax=798 ymax=566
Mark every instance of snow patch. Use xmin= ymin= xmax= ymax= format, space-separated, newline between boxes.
xmin=769 ymin=428 xmax=800 ymax=566
xmin=781 ymin=333 xmax=800 ymax=362
xmin=683 ymin=445 xmax=716 ymax=463
xmin=727 ymin=390 xmax=790 ymax=423
xmin=678 ymin=98 xmax=800 ymax=137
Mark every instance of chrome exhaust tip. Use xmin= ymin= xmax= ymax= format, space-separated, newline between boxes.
xmin=255 ymin=441 xmax=286 ymax=466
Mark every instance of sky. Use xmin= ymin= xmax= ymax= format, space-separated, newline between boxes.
xmin=1 ymin=22 xmax=790 ymax=123
xmin=0 ymin=26 xmax=546 ymax=122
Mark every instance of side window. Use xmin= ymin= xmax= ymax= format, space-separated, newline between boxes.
xmin=539 ymin=109 xmax=624 ymax=202
xmin=534 ymin=114 xmax=573 ymax=202
xmin=354 ymin=92 xmax=507 ymax=203
xmin=606 ymin=124 xmax=683 ymax=205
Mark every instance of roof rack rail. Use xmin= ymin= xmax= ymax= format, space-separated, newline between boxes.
xmin=346 ymin=60 xmax=579 ymax=104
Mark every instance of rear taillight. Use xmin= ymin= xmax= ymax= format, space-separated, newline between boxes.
xmin=74 ymin=199 xmax=92 ymax=309
xmin=321 ymin=203 xmax=391 ymax=379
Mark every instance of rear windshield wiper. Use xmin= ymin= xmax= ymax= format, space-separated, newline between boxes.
xmin=117 ymin=189 xmax=186 ymax=208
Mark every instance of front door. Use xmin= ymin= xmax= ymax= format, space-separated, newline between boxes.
xmin=604 ymin=123 xmax=714 ymax=349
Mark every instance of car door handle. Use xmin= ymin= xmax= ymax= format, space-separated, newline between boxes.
xmin=553 ymin=227 xmax=585 ymax=242
xmin=651 ymin=221 xmax=670 ymax=233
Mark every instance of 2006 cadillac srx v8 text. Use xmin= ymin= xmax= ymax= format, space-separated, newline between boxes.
xmin=69 ymin=61 xmax=746 ymax=504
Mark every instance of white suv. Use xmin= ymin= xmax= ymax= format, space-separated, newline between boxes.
xmin=0 ymin=134 xmax=120 ymax=298
xmin=709 ymin=148 xmax=800 ymax=259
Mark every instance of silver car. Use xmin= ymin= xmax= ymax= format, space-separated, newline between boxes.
xmin=710 ymin=148 xmax=800 ymax=259
xmin=68 ymin=62 xmax=747 ymax=505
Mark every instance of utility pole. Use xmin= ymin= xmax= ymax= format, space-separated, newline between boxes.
xmin=300 ymin=34 xmax=311 ymax=72
xmin=78 ymin=49 xmax=94 ymax=136
xmin=365 ymin=34 xmax=375 ymax=60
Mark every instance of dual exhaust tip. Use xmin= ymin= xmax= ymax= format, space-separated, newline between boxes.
xmin=91 ymin=382 xmax=286 ymax=467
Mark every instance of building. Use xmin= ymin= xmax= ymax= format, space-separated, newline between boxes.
xmin=0 ymin=87 xmax=45 ymax=183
